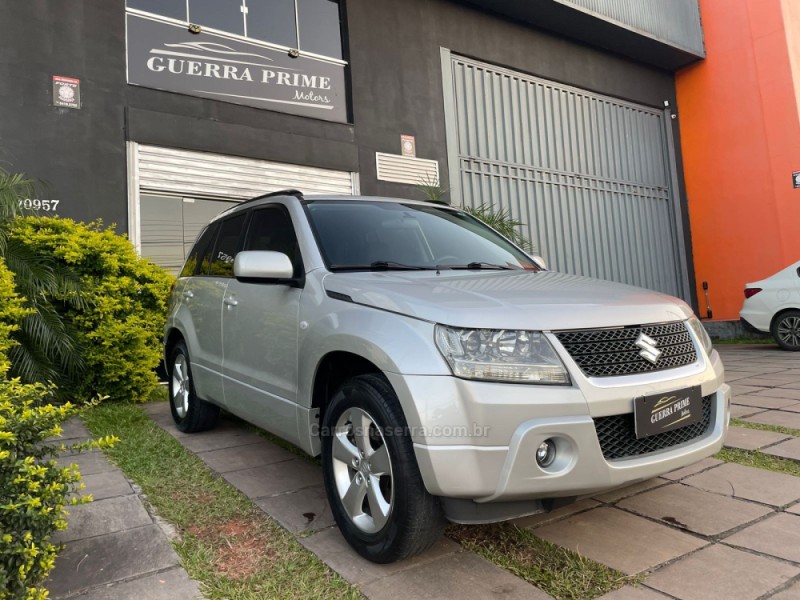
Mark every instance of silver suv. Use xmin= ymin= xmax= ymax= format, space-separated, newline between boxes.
xmin=165 ymin=190 xmax=730 ymax=563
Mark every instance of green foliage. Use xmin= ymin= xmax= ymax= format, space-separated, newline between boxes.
xmin=0 ymin=259 xmax=32 ymax=374
xmin=415 ymin=175 xmax=450 ymax=204
xmin=0 ymin=168 xmax=86 ymax=389
xmin=0 ymin=381 xmax=117 ymax=599
xmin=462 ymin=203 xmax=536 ymax=254
xmin=10 ymin=217 xmax=175 ymax=402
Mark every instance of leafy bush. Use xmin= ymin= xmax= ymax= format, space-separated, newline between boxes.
xmin=0 ymin=258 xmax=31 ymax=374
xmin=10 ymin=217 xmax=175 ymax=403
xmin=462 ymin=204 xmax=536 ymax=254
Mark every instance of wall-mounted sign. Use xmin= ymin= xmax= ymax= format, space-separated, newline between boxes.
xmin=401 ymin=134 xmax=416 ymax=157
xmin=52 ymin=76 xmax=81 ymax=109
xmin=793 ymin=171 xmax=800 ymax=189
xmin=126 ymin=13 xmax=347 ymax=123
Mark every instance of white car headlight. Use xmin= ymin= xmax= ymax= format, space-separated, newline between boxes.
xmin=687 ymin=316 xmax=713 ymax=354
xmin=434 ymin=325 xmax=570 ymax=384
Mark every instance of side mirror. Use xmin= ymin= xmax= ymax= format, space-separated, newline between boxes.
xmin=532 ymin=255 xmax=547 ymax=270
xmin=234 ymin=251 xmax=294 ymax=281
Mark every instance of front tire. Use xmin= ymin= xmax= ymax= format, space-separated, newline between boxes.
xmin=321 ymin=374 xmax=445 ymax=563
xmin=169 ymin=340 xmax=220 ymax=432
xmin=772 ymin=310 xmax=800 ymax=351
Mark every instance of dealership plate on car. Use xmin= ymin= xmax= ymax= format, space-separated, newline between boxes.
xmin=634 ymin=386 xmax=703 ymax=439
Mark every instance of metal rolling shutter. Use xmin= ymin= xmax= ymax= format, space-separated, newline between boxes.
xmin=137 ymin=145 xmax=357 ymax=198
xmin=443 ymin=53 xmax=689 ymax=300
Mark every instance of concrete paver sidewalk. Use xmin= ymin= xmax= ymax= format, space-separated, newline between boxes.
xmin=45 ymin=419 xmax=203 ymax=599
xmin=47 ymin=343 xmax=800 ymax=599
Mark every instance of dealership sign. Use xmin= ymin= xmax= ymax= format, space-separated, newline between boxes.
xmin=126 ymin=13 xmax=347 ymax=123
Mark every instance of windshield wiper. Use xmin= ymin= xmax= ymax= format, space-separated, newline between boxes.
xmin=329 ymin=261 xmax=434 ymax=272
xmin=443 ymin=262 xmax=518 ymax=271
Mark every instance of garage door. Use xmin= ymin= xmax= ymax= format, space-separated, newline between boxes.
xmin=129 ymin=144 xmax=359 ymax=273
xmin=442 ymin=52 xmax=689 ymax=300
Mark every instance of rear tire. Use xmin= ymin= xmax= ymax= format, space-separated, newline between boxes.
xmin=771 ymin=310 xmax=800 ymax=351
xmin=321 ymin=374 xmax=445 ymax=563
xmin=169 ymin=341 xmax=220 ymax=432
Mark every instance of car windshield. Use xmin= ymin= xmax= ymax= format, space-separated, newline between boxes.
xmin=304 ymin=200 xmax=539 ymax=272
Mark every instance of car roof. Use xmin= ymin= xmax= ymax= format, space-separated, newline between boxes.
xmin=211 ymin=192 xmax=456 ymax=222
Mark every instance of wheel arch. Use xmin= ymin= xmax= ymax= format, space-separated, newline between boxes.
xmin=770 ymin=307 xmax=800 ymax=332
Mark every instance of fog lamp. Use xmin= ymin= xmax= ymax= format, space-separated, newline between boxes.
xmin=536 ymin=439 xmax=556 ymax=468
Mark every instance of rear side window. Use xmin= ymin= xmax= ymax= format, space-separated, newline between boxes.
xmin=245 ymin=206 xmax=304 ymax=277
xmin=180 ymin=223 xmax=219 ymax=277
xmin=209 ymin=213 xmax=248 ymax=277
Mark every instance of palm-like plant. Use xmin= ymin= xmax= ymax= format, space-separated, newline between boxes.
xmin=0 ymin=167 xmax=85 ymax=390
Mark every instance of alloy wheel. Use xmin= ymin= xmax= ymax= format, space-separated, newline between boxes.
xmin=171 ymin=353 xmax=190 ymax=419
xmin=331 ymin=407 xmax=394 ymax=533
xmin=777 ymin=315 xmax=800 ymax=348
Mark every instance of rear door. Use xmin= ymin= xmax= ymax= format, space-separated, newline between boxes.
xmin=221 ymin=204 xmax=303 ymax=443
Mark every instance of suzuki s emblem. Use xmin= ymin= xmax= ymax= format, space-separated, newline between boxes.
xmin=635 ymin=333 xmax=662 ymax=364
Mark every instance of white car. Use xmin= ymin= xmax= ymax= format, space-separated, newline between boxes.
xmin=740 ymin=261 xmax=800 ymax=351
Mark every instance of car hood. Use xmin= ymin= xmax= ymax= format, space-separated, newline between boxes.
xmin=323 ymin=270 xmax=693 ymax=330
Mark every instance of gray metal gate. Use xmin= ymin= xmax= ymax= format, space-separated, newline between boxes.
xmin=442 ymin=51 xmax=689 ymax=300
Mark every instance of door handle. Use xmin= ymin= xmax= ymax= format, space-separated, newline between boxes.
xmin=224 ymin=296 xmax=239 ymax=307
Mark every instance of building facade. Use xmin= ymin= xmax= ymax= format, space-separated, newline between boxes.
xmin=676 ymin=0 xmax=800 ymax=322
xmin=1 ymin=0 xmax=703 ymax=307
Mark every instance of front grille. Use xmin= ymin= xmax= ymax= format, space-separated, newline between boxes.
xmin=594 ymin=395 xmax=713 ymax=460
xmin=555 ymin=322 xmax=697 ymax=378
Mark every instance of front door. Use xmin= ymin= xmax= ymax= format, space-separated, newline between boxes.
xmin=222 ymin=205 xmax=303 ymax=444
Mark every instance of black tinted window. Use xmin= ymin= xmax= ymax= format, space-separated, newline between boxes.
xmin=189 ymin=0 xmax=245 ymax=36
xmin=297 ymin=0 xmax=342 ymax=59
xmin=247 ymin=0 xmax=298 ymax=48
xmin=210 ymin=213 xmax=248 ymax=277
xmin=245 ymin=207 xmax=303 ymax=277
xmin=127 ymin=0 xmax=187 ymax=20
xmin=180 ymin=223 xmax=219 ymax=277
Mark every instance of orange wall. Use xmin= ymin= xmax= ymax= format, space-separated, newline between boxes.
xmin=676 ymin=0 xmax=800 ymax=321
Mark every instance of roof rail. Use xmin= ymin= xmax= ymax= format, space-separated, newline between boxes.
xmin=218 ymin=189 xmax=305 ymax=217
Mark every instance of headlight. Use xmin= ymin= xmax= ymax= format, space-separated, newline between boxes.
xmin=687 ymin=316 xmax=713 ymax=354
xmin=434 ymin=325 xmax=570 ymax=384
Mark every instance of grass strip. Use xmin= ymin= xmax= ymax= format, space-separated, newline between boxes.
xmin=730 ymin=418 xmax=800 ymax=439
xmin=716 ymin=447 xmax=800 ymax=477
xmin=83 ymin=401 xmax=361 ymax=600
xmin=447 ymin=524 xmax=638 ymax=600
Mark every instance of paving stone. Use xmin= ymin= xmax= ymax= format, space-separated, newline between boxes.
xmin=360 ymin=551 xmax=551 ymax=600
xmin=300 ymin=527 xmax=460 ymax=586
xmin=763 ymin=437 xmax=800 ymax=461
xmin=731 ymin=384 xmax=773 ymax=396
xmin=749 ymin=388 xmax=800 ymax=401
xmin=779 ymin=382 xmax=800 ymax=390
xmin=177 ymin=427 xmax=266 ymax=453
xmin=683 ymin=462 xmax=800 ymax=507
xmin=533 ymin=507 xmax=707 ymax=575
xmin=733 ymin=377 xmax=788 ymax=388
xmin=197 ymin=441 xmax=295 ymax=473
xmin=592 ymin=478 xmax=669 ymax=504
xmin=222 ymin=458 xmax=321 ymax=498
xmin=723 ymin=426 xmax=791 ymax=450
xmin=512 ymin=498 xmax=600 ymax=528
xmin=725 ymin=513 xmax=800 ymax=563
xmin=597 ymin=586 xmax=671 ymax=599
xmin=729 ymin=405 xmax=765 ymax=419
xmin=71 ymin=470 xmax=133 ymax=501
xmin=255 ymin=485 xmax=336 ymax=533
xmin=56 ymin=451 xmax=117 ymax=476
xmin=617 ymin=483 xmax=772 ymax=536
xmin=58 ymin=417 xmax=91 ymax=439
xmin=662 ymin=457 xmax=723 ymax=481
xmin=47 ymin=525 xmax=180 ymax=598
xmin=732 ymin=395 xmax=799 ymax=410
xmin=646 ymin=543 xmax=798 ymax=600
xmin=768 ymin=580 xmax=800 ymax=600
xmin=744 ymin=410 xmax=800 ymax=430
xmin=775 ymin=404 xmax=800 ymax=413
xmin=76 ymin=567 xmax=203 ymax=600
xmin=54 ymin=495 xmax=153 ymax=544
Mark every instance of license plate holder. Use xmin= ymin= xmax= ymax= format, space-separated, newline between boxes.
xmin=634 ymin=386 xmax=703 ymax=439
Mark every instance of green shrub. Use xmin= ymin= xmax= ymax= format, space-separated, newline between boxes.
xmin=10 ymin=217 xmax=175 ymax=403
xmin=0 ymin=258 xmax=31 ymax=373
